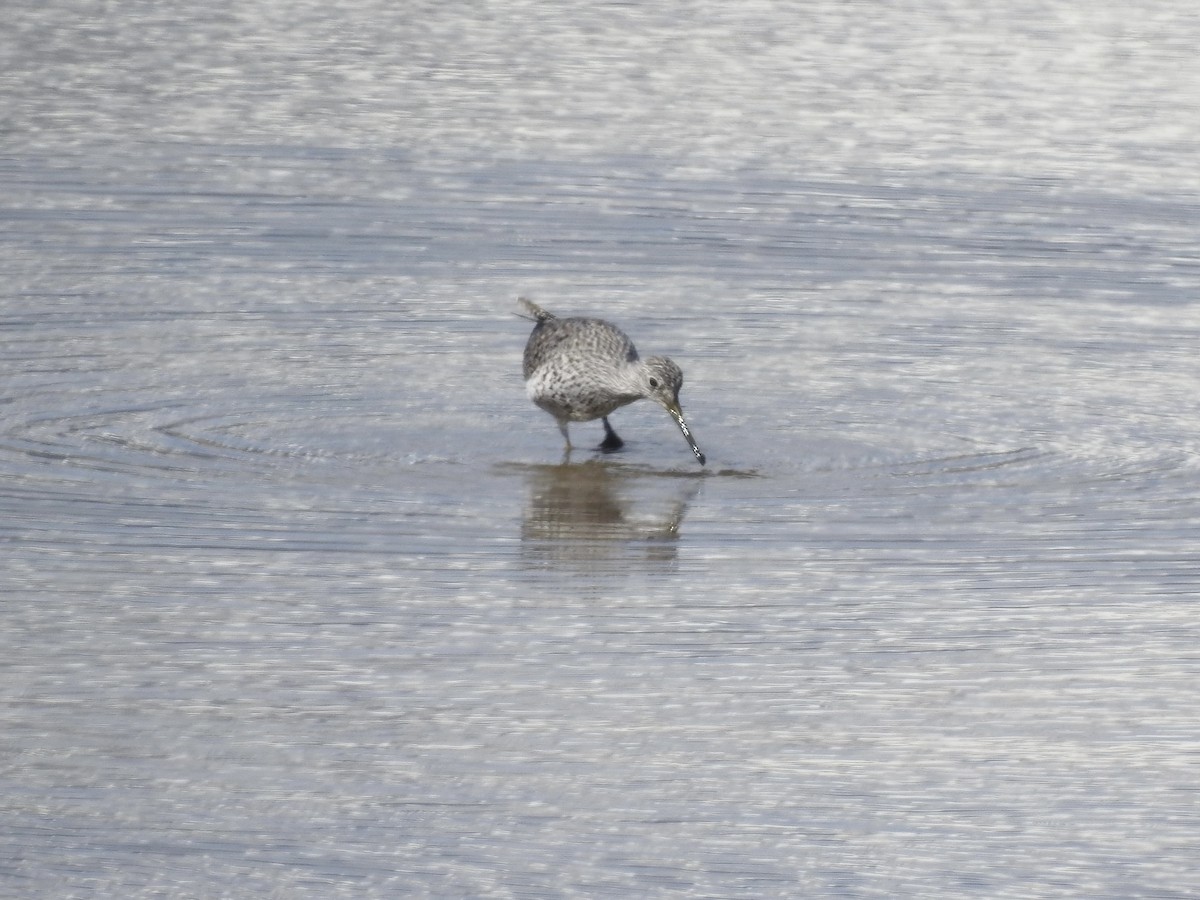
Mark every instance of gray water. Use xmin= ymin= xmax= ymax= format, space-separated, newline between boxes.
xmin=4 ymin=1 xmax=1200 ymax=897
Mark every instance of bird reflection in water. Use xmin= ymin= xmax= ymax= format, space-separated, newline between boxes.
xmin=520 ymin=460 xmax=702 ymax=571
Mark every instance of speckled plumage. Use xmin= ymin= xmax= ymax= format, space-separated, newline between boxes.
xmin=519 ymin=298 xmax=705 ymax=465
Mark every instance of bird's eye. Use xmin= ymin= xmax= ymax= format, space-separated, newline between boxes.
xmin=649 ymin=377 xmax=659 ymax=388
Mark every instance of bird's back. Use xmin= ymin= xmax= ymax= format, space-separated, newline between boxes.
xmin=522 ymin=311 xmax=638 ymax=380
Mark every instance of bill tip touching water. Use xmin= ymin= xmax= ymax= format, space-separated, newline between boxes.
xmin=518 ymin=297 xmax=706 ymax=465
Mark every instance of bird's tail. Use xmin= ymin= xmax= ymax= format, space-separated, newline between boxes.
xmin=517 ymin=297 xmax=556 ymax=323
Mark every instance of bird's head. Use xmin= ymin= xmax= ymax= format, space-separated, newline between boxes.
xmin=644 ymin=356 xmax=705 ymax=465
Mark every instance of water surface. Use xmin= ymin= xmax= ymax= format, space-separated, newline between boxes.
xmin=3 ymin=0 xmax=1200 ymax=896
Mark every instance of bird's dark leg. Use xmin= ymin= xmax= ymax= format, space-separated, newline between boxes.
xmin=599 ymin=417 xmax=624 ymax=452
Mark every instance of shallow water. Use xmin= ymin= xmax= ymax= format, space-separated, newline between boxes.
xmin=4 ymin=0 xmax=1200 ymax=896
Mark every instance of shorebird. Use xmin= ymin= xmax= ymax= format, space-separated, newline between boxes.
xmin=519 ymin=298 xmax=705 ymax=465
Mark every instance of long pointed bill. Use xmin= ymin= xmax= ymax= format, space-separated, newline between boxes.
xmin=666 ymin=401 xmax=706 ymax=466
